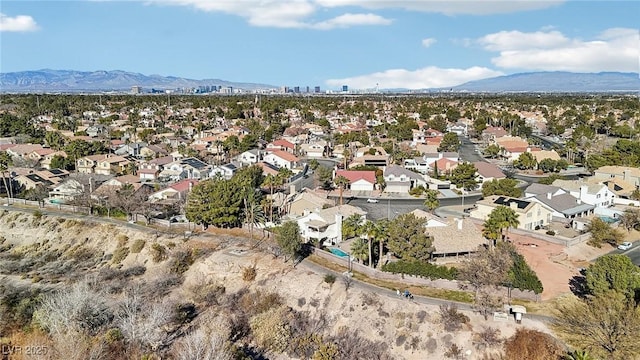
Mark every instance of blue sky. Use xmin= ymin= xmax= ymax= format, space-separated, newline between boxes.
xmin=1 ymin=1 xmax=638 ymax=89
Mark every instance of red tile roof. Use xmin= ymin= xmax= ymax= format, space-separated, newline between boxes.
xmin=170 ymin=179 xmax=199 ymax=192
xmin=432 ymin=158 xmax=458 ymax=171
xmin=336 ymin=170 xmax=376 ymax=184
xmin=269 ymin=150 xmax=299 ymax=162
xmin=270 ymin=139 xmax=295 ymax=150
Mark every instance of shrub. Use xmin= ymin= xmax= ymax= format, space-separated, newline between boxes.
xmin=382 ymin=260 xmax=458 ymax=280
xmin=508 ymin=252 xmax=544 ymax=294
xmin=130 ymin=239 xmax=145 ymax=253
xmin=242 ymin=265 xmax=257 ymax=282
xmin=105 ymin=328 xmax=124 ymax=343
xmin=169 ymin=250 xmax=195 ymax=275
xmin=444 ymin=344 xmax=463 ymax=359
xmin=546 ymin=230 xmax=556 ymax=236
xmin=323 ymin=274 xmax=336 ymax=285
xmin=150 ymin=243 xmax=167 ymax=263
xmin=439 ymin=304 xmax=469 ymax=332
xmin=504 ymin=328 xmax=563 ymax=360
xmin=33 ymin=210 xmax=43 ymax=220
xmin=112 ymin=247 xmax=130 ymax=264
xmin=116 ymin=235 xmax=129 ymax=247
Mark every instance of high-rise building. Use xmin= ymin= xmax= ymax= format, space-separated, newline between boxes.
xmin=294 ymin=86 xmax=300 ymax=93
xmin=342 ymin=85 xmax=348 ymax=92
xmin=131 ymin=86 xmax=141 ymax=94
xmin=314 ymin=86 xmax=321 ymax=93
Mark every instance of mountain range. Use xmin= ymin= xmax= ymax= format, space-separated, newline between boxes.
xmin=0 ymin=69 xmax=638 ymax=93
xmin=0 ymin=69 xmax=275 ymax=92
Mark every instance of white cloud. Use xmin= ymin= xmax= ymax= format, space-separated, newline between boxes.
xmin=326 ymin=66 xmax=504 ymax=90
xmin=143 ymin=0 xmax=562 ymax=29
xmin=421 ymin=38 xmax=437 ymax=48
xmin=312 ymin=13 xmax=392 ymax=30
xmin=0 ymin=13 xmax=39 ymax=32
xmin=315 ymin=0 xmax=564 ymax=15
xmin=480 ymin=28 xmax=639 ymax=72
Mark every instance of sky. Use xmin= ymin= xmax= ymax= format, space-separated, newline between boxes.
xmin=1 ymin=0 xmax=638 ymax=90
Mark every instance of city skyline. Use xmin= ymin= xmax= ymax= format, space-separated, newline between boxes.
xmin=1 ymin=1 xmax=638 ymax=90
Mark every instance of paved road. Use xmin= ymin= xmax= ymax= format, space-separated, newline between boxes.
xmin=459 ymin=136 xmax=485 ymax=163
xmin=347 ymin=195 xmax=482 ymax=220
xmin=609 ymin=242 xmax=640 ymax=266
xmin=299 ymin=258 xmax=553 ymax=323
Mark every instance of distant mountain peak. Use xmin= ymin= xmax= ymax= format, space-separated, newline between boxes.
xmin=0 ymin=69 xmax=276 ymax=92
xmin=450 ymin=71 xmax=640 ymax=93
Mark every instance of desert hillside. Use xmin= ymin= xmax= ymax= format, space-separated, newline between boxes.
xmin=0 ymin=209 xmax=554 ymax=359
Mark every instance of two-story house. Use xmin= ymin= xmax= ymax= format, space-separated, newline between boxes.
xmin=76 ymin=154 xmax=131 ymax=175
xmin=383 ymin=165 xmax=426 ymax=193
xmin=297 ymin=205 xmax=367 ymax=245
xmin=238 ymin=149 xmax=263 ymax=166
xmin=160 ymin=157 xmax=210 ymax=181
xmin=593 ymin=166 xmax=640 ymax=190
xmin=552 ymin=179 xmax=616 ymax=208
xmin=138 ymin=155 xmax=174 ymax=182
xmin=470 ymin=195 xmax=555 ymax=231
xmin=473 ymin=161 xmax=506 ymax=184
xmin=264 ymin=150 xmax=300 ymax=170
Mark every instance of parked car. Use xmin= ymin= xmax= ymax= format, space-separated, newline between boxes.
xmin=366 ymin=198 xmax=379 ymax=203
xmin=618 ymin=242 xmax=633 ymax=251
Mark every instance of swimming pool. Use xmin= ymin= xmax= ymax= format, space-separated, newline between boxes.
xmin=329 ymin=247 xmax=349 ymax=257
xmin=599 ymin=216 xmax=619 ymax=224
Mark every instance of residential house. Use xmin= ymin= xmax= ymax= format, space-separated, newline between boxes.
xmin=26 ymin=148 xmax=57 ymax=164
xmin=383 ymin=165 xmax=426 ymax=193
xmin=524 ymin=183 xmax=566 ymax=199
xmin=160 ymin=157 xmax=210 ymax=181
xmin=531 ymin=149 xmax=561 ymax=163
xmin=447 ymin=123 xmax=468 ymax=136
xmin=299 ymin=142 xmax=326 ymax=158
xmin=266 ymin=139 xmax=295 ymax=154
xmin=586 ymin=176 xmax=636 ymax=199
xmin=429 ymin=157 xmax=459 ymax=175
xmin=410 ymin=209 xmax=486 ymax=258
xmin=297 ymin=204 xmax=367 ymax=245
xmin=403 ymin=157 xmax=431 ymax=174
xmin=525 ymin=192 xmax=595 ymax=221
xmin=552 ymin=179 xmax=616 ymax=208
xmin=593 ymin=166 xmax=640 ymax=190
xmin=148 ymin=179 xmax=198 ymax=204
xmin=138 ymin=155 xmax=174 ymax=182
xmin=473 ymin=161 xmax=506 ymax=183
xmin=40 ymin=151 xmax=68 ymax=170
xmin=335 ymin=170 xmax=376 ymax=192
xmin=76 ymin=154 xmax=131 ymax=175
xmin=14 ymin=173 xmax=55 ymax=190
xmin=264 ymin=150 xmax=300 ymax=170
xmin=287 ymin=190 xmax=335 ymax=217
xmin=423 ymin=152 xmax=459 ymax=166
xmin=210 ymin=163 xmax=239 ymax=180
xmin=351 ymin=146 xmax=390 ymax=167
xmin=5 ymin=144 xmax=43 ymax=159
xmin=49 ymin=179 xmax=85 ymax=203
xmin=86 ymin=125 xmax=108 ymax=138
xmin=238 ymin=149 xmax=263 ymax=166
xmin=139 ymin=144 xmax=168 ymax=159
xmin=255 ymin=162 xmax=280 ymax=176
xmin=481 ymin=127 xmax=508 ymax=144
xmin=470 ymin=195 xmax=555 ymax=231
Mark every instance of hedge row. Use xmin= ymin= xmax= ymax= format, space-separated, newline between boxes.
xmin=381 ymin=260 xmax=458 ymax=280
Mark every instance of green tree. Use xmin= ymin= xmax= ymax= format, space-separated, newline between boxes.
xmin=275 ymin=221 xmax=302 ymax=262
xmin=423 ymin=189 xmax=440 ymax=213
xmin=513 ymin=151 xmax=537 ymax=170
xmin=438 ymin=132 xmax=461 ymax=152
xmin=554 ymin=290 xmax=640 ymax=360
xmin=448 ymin=162 xmax=479 ymax=191
xmin=618 ymin=209 xmax=640 ymax=232
xmin=0 ymin=151 xmax=13 ymax=199
xmin=586 ymin=217 xmax=625 ymax=248
xmin=244 ymin=193 xmax=266 ymax=241
xmin=386 ymin=213 xmax=433 ymax=262
xmin=485 ymin=205 xmax=520 ymax=242
xmin=45 ymin=131 xmax=67 ymax=150
xmin=585 ymin=254 xmax=640 ymax=300
xmin=308 ymin=159 xmax=319 ymax=170
xmin=508 ymin=252 xmax=544 ymax=294
xmin=185 ymin=178 xmax=243 ymax=229
xmin=315 ymin=166 xmax=333 ymax=190
xmin=538 ymin=158 xmax=559 ymax=173
xmin=483 ymin=144 xmax=503 ymax=159
xmin=350 ymin=238 xmax=369 ymax=264
xmin=49 ymin=154 xmax=74 ymax=170
xmin=341 ymin=214 xmax=362 ymax=241
xmin=481 ymin=178 xmax=523 ymax=198
xmin=262 ymin=174 xmax=279 ymax=223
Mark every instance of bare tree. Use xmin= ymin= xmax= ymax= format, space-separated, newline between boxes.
xmin=116 ymin=285 xmax=172 ymax=350
xmin=173 ymin=327 xmax=233 ymax=360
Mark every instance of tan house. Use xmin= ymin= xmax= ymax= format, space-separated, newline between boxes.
xmin=410 ymin=209 xmax=486 ymax=258
xmin=593 ymin=166 xmax=640 ymax=190
xmin=40 ymin=151 xmax=68 ymax=170
xmin=470 ymin=195 xmax=555 ymax=231
xmin=77 ymin=154 xmax=131 ymax=175
xmin=288 ymin=190 xmax=335 ymax=217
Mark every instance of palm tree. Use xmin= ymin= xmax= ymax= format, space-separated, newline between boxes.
xmin=490 ymin=205 xmax=520 ymax=241
xmin=0 ymin=151 xmax=13 ymax=201
xmin=361 ymin=220 xmax=378 ymax=267
xmin=244 ymin=193 xmax=266 ymax=241
xmin=334 ymin=175 xmax=350 ymax=205
xmin=423 ymin=189 xmax=440 ymax=213
xmin=262 ymin=174 xmax=278 ymax=223
xmin=373 ymin=219 xmax=389 ymax=269
xmin=350 ymin=238 xmax=368 ymax=264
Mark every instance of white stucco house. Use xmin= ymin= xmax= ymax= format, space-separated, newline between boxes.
xmin=551 ymin=179 xmax=616 ymax=208
xmin=297 ymin=205 xmax=367 ymax=245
